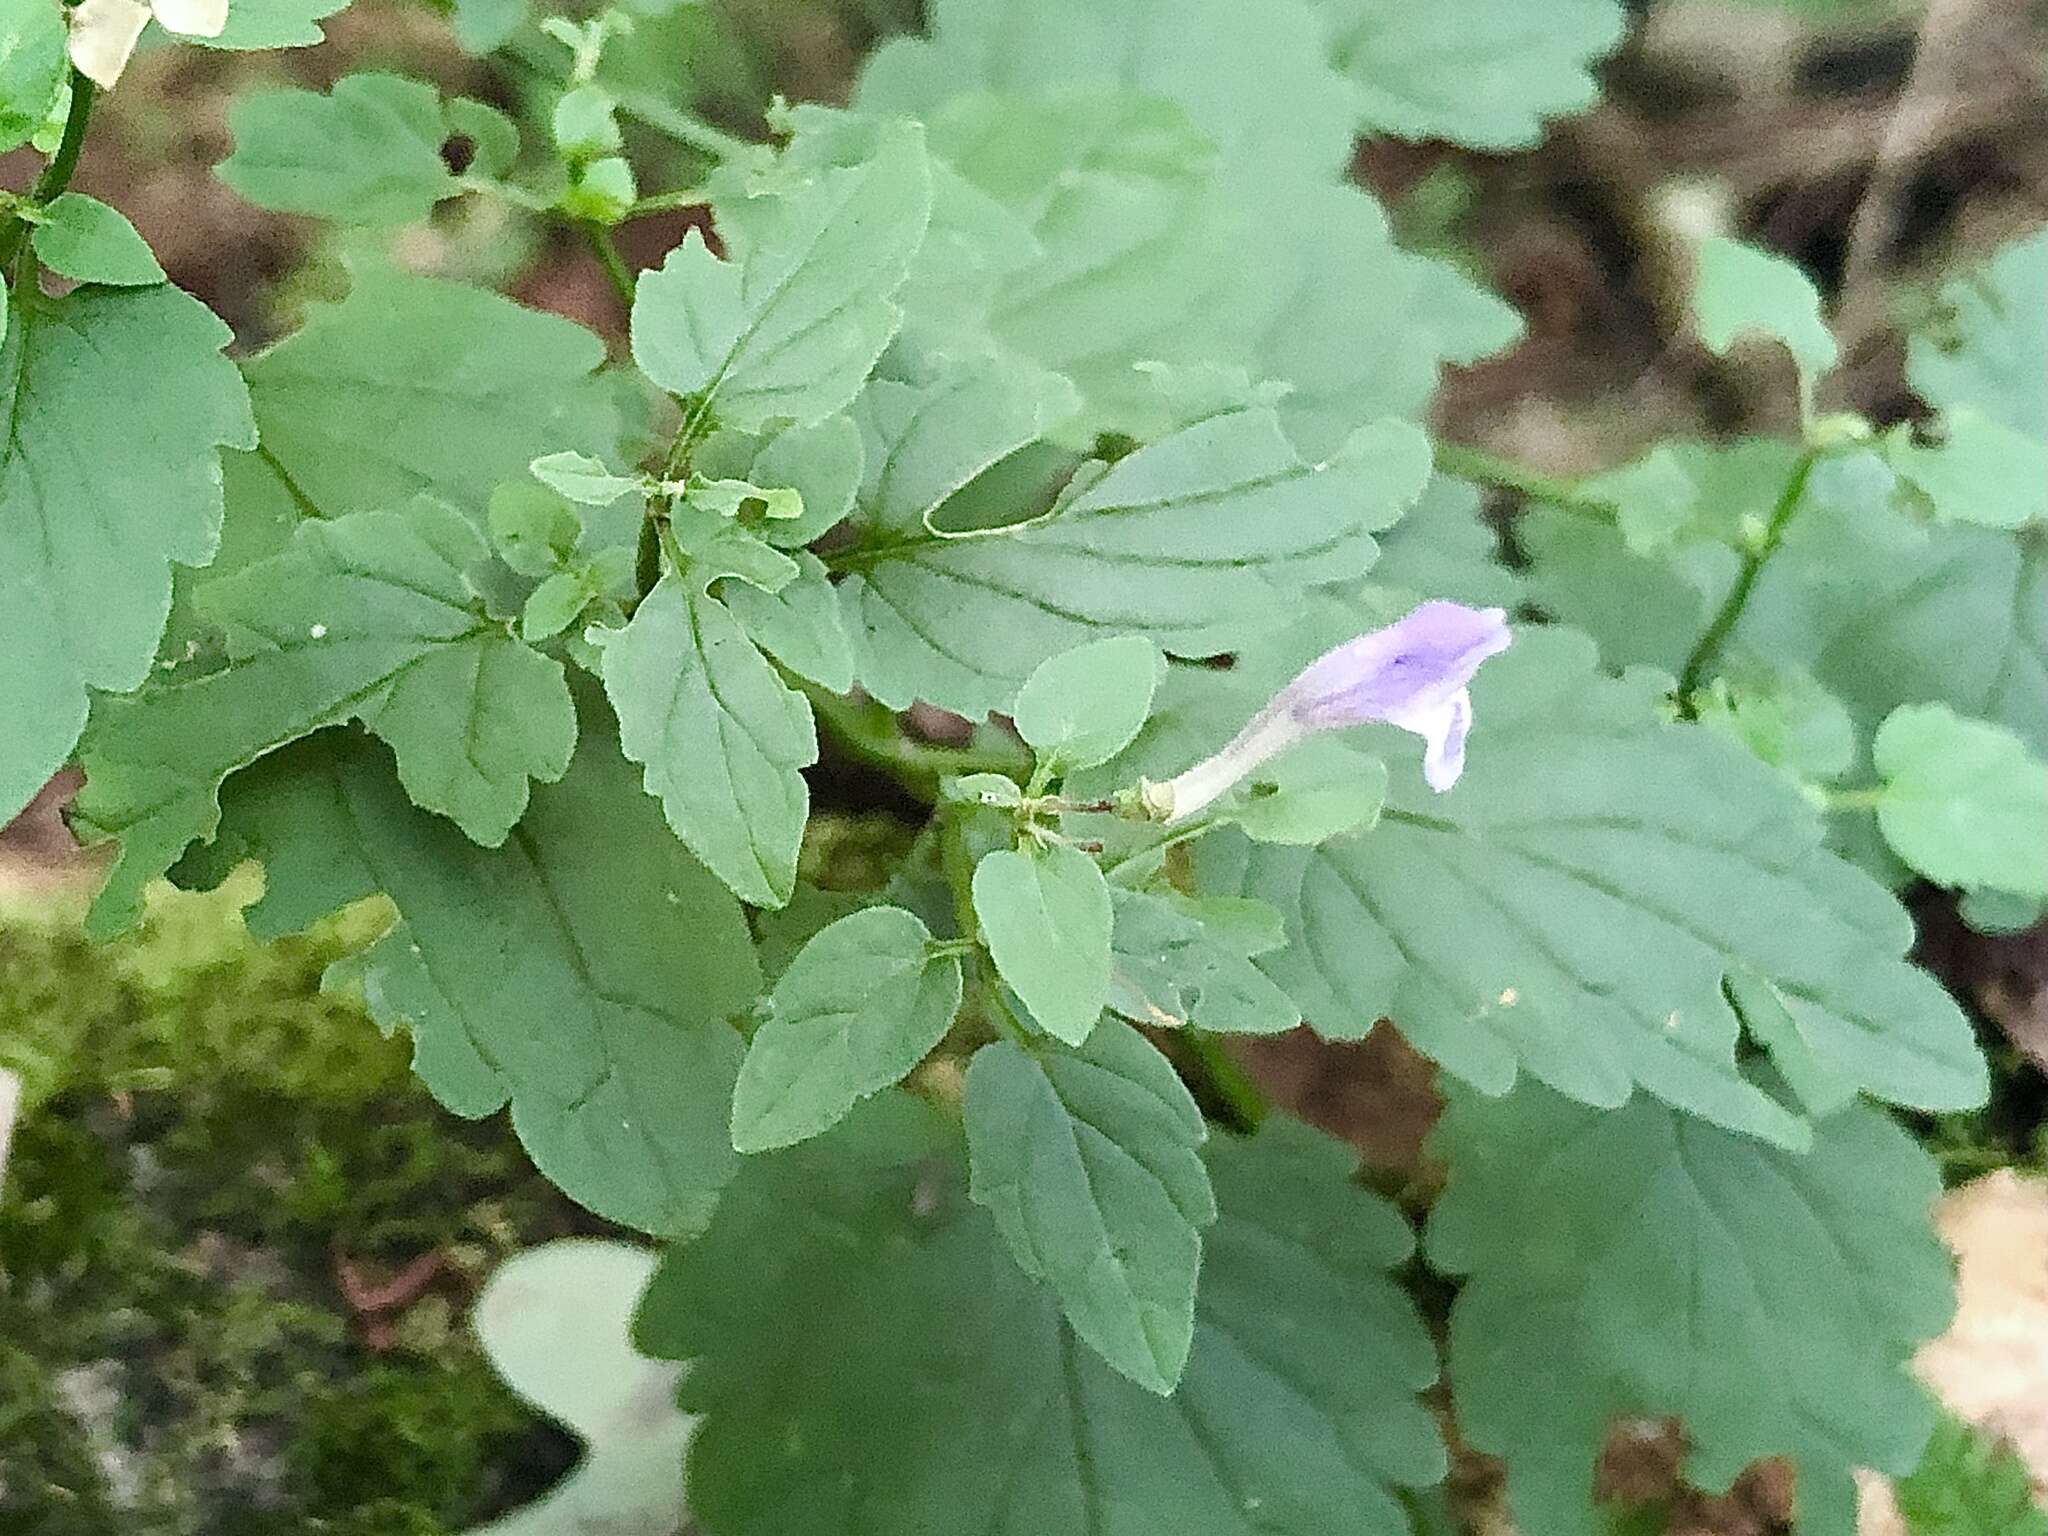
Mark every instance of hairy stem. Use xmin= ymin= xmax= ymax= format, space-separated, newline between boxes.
xmin=799 ymin=681 xmax=1031 ymax=800
xmin=582 ymin=222 xmax=635 ymax=310
xmin=1676 ymin=450 xmax=1820 ymax=709
xmin=0 ymin=75 xmax=97 ymax=270
xmin=1178 ymin=1031 xmax=1268 ymax=1133
xmin=1432 ymin=439 xmax=1618 ymax=520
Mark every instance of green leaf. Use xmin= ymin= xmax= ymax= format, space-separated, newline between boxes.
xmin=1109 ymin=888 xmax=1302 ymax=1035
xmin=1693 ymin=236 xmax=1839 ymax=388
xmin=1802 ymin=525 xmax=2048 ymax=760
xmin=972 ymin=843 xmax=1113 ymax=1046
xmin=637 ymin=1099 xmax=1443 ymax=1536
xmin=521 ymin=570 xmax=592 ymax=643
xmin=1203 ymin=627 xmax=1986 ymax=1143
xmin=1694 ymin=667 xmax=1857 ymax=783
xmin=630 ymin=123 xmax=932 ymax=432
xmin=0 ymin=284 xmax=253 ymax=824
xmin=244 ymin=268 xmax=619 ymax=527
xmin=1873 ymin=704 xmax=2048 ymax=898
xmin=858 ymin=0 xmax=1361 ymax=187
xmin=684 ymin=475 xmax=802 ymax=523
xmin=1314 ymin=0 xmax=1626 ymax=148
xmin=667 ymin=508 xmax=800 ymax=593
xmin=1428 ymin=1083 xmax=1955 ymax=1536
xmin=599 ymin=575 xmax=814 ymax=909
xmin=843 ymin=405 xmax=1431 ymax=718
xmin=188 ymin=722 xmax=760 ymax=1236
xmin=75 ymin=500 xmax=577 ymax=934
xmin=695 ymin=414 xmax=866 ymax=549
xmin=0 ymin=0 xmax=65 ymax=155
xmin=451 ymin=0 xmax=525 ymax=54
xmin=488 ymin=483 xmax=584 ymax=577
xmin=1229 ymin=738 xmax=1389 ymax=845
xmin=1014 ymin=636 xmax=1163 ymax=772
xmin=1524 ymin=444 xmax=2048 ymax=758
xmin=1369 ymin=477 xmax=1524 ymax=609
xmin=28 ymin=193 xmax=163 ymax=285
xmin=1220 ymin=180 xmax=1523 ymax=456
xmin=530 ymin=450 xmax=640 ymax=507
xmin=199 ymin=0 xmax=350 ymax=49
xmin=217 ymin=75 xmax=462 ymax=224
xmin=465 ymin=1240 xmax=692 ymax=1536
xmin=1910 ymin=227 xmax=2046 ymax=446
xmin=1887 ymin=408 xmax=2048 ymax=530
xmin=965 ymin=1022 xmax=1212 ymax=1393
xmin=731 ymin=906 xmax=962 ymax=1153
xmin=721 ymin=551 xmax=855 ymax=693
xmin=1895 ymin=1415 xmax=2048 ymax=1536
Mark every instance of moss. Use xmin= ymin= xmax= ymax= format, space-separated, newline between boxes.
xmin=0 ymin=875 xmax=592 ymax=1532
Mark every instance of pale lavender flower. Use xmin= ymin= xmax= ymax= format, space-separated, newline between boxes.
xmin=1146 ymin=602 xmax=1513 ymax=823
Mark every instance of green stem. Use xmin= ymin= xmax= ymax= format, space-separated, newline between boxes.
xmin=1431 ymin=439 xmax=1617 ymax=520
xmin=612 ymin=91 xmax=757 ymax=163
xmin=0 ymin=74 xmax=96 ymax=270
xmin=1818 ymin=785 xmax=1886 ymax=812
xmin=582 ymin=222 xmax=635 ymax=309
xmin=1676 ymin=450 xmax=1819 ymax=709
xmin=799 ymin=681 xmax=1031 ymax=801
xmin=626 ymin=187 xmax=708 ymax=218
xmin=1180 ymin=1032 xmax=1268 ymax=1133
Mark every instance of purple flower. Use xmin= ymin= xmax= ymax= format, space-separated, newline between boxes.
xmin=1146 ymin=601 xmax=1513 ymax=823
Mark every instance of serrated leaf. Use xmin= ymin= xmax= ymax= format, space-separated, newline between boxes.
xmin=521 ymin=570 xmax=591 ymax=642
xmin=1014 ymin=636 xmax=1163 ymax=772
xmin=0 ymin=283 xmax=253 ymax=824
xmin=1874 ymin=704 xmax=2048 ymax=898
xmin=1896 ymin=1415 xmax=2048 ymax=1536
xmin=1428 ymin=1083 xmax=1955 ymax=1536
xmin=1695 ymin=667 xmax=1857 ymax=783
xmin=244 ymin=268 xmax=618 ymax=527
xmin=1108 ymin=888 xmax=1302 ymax=1035
xmin=720 ymin=551 xmax=854 ymax=692
xmin=694 ymin=414 xmax=865 ymax=549
xmin=630 ymin=124 xmax=932 ymax=432
xmin=488 ymin=483 xmax=584 ymax=577
xmin=199 ymin=0 xmax=349 ymax=48
xmin=29 ymin=193 xmax=163 ymax=284
xmin=76 ymin=500 xmax=576 ymax=934
xmin=1909 ymin=227 xmax=2046 ymax=447
xmin=1522 ymin=443 xmax=2048 ymax=758
xmin=185 ymin=722 xmax=759 ymax=1236
xmin=600 ymin=575 xmax=813 ymax=909
xmin=732 ymin=906 xmax=962 ymax=1153
xmin=1203 ymin=627 xmax=1986 ymax=1143
xmin=0 ymin=0 xmax=65 ymax=155
xmin=965 ymin=1023 xmax=1212 ymax=1393
xmin=637 ymin=1099 xmax=1443 ymax=1536
xmin=1887 ymin=408 xmax=2048 ymax=531
xmin=973 ymin=843 xmax=1113 ymax=1045
xmin=217 ymin=75 xmax=462 ymax=224
xmin=1694 ymin=236 xmax=1839 ymax=388
xmin=1219 ymin=179 xmax=1523 ymax=456
xmin=667 ymin=509 xmax=799 ymax=593
xmin=842 ymin=405 xmax=1431 ymax=717
xmin=858 ymin=0 xmax=1360 ymax=187
xmin=1314 ymin=0 xmax=1626 ymax=148
xmin=530 ymin=450 xmax=640 ymax=507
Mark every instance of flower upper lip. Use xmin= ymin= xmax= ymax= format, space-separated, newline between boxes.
xmin=1149 ymin=601 xmax=1514 ymax=822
